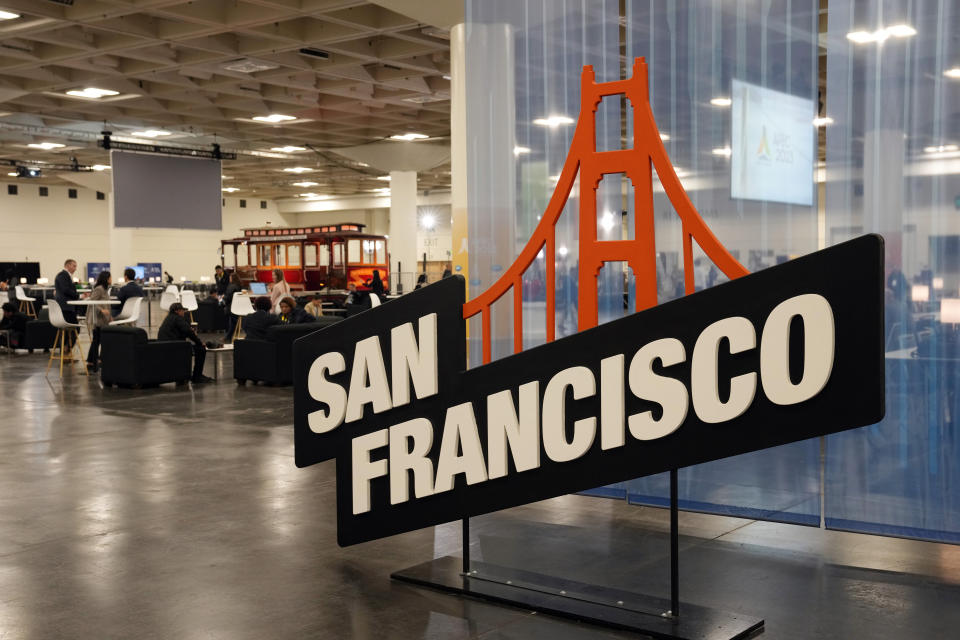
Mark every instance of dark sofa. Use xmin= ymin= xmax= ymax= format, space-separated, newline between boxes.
xmin=23 ymin=307 xmax=58 ymax=352
xmin=234 ymin=318 xmax=340 ymax=385
xmin=99 ymin=325 xmax=193 ymax=387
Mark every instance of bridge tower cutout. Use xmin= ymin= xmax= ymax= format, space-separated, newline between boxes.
xmin=464 ymin=58 xmax=749 ymax=364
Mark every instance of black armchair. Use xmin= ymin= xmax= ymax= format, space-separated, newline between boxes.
xmin=23 ymin=307 xmax=58 ymax=353
xmin=196 ymin=299 xmax=227 ymax=332
xmin=234 ymin=317 xmax=340 ymax=385
xmin=99 ymin=326 xmax=193 ymax=387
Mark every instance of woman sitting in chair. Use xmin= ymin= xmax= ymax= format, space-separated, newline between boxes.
xmin=86 ymin=270 xmax=112 ymax=372
xmin=278 ymin=296 xmax=313 ymax=325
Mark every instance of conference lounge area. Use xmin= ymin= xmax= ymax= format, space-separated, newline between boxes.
xmin=2 ymin=0 xmax=960 ymax=638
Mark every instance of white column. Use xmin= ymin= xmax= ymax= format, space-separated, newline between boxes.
xmin=450 ymin=22 xmax=468 ymax=288
xmin=389 ymin=170 xmax=418 ymax=292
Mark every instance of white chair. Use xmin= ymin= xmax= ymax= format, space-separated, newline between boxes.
xmin=230 ymin=293 xmax=255 ymax=341
xmin=45 ymin=303 xmax=86 ymax=377
xmin=110 ymin=296 xmax=142 ymax=326
xmin=164 ymin=284 xmax=180 ymax=296
xmin=160 ymin=290 xmax=179 ymax=312
xmin=369 ymin=293 xmax=381 ymax=308
xmin=15 ymin=285 xmax=37 ymax=318
xmin=180 ymin=290 xmax=199 ymax=324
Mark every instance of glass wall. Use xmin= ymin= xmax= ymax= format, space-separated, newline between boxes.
xmin=824 ymin=0 xmax=960 ymax=543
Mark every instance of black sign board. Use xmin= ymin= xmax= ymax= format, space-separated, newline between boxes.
xmin=294 ymin=235 xmax=884 ymax=546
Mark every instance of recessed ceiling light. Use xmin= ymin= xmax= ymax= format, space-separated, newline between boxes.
xmin=221 ymin=175 xmax=232 ymax=180
xmin=271 ymin=145 xmax=307 ymax=152
xmin=813 ymin=117 xmax=834 ymax=127
xmin=659 ymin=133 xmax=671 ymax=141
xmin=712 ymin=147 xmax=732 ymax=157
xmin=0 ymin=10 xmax=19 ymax=20
xmin=710 ymin=97 xmax=732 ymax=107
xmin=390 ymin=133 xmax=428 ymax=141
xmin=945 ymin=68 xmax=960 ymax=79
xmin=513 ymin=146 xmax=531 ymax=156
xmin=65 ymin=87 xmax=119 ymax=99
xmin=6 ymin=172 xmax=16 ymax=177
xmin=91 ymin=164 xmax=110 ymax=171
xmin=253 ymin=114 xmax=296 ymax=123
xmin=222 ymin=187 xmax=239 ymax=192
xmin=372 ymin=187 xmax=391 ymax=194
xmin=532 ymin=115 xmax=575 ymax=127
xmin=131 ymin=130 xmax=171 ymax=138
xmin=283 ymin=167 xmax=312 ymax=173
xmin=292 ymin=181 xmax=319 ymax=187
xmin=27 ymin=142 xmax=65 ymax=150
xmin=923 ymin=144 xmax=959 ymax=153
xmin=847 ymin=24 xmax=917 ymax=44
xmin=376 ymin=175 xmax=391 ymax=181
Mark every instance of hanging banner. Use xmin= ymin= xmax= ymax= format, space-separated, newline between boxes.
xmin=294 ymin=234 xmax=885 ymax=546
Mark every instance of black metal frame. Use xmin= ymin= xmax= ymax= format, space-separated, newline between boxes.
xmin=392 ymin=470 xmax=764 ymax=640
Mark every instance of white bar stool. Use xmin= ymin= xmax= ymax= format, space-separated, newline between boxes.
xmin=45 ymin=303 xmax=86 ymax=377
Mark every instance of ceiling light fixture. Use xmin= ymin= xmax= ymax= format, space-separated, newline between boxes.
xmin=27 ymin=142 xmax=65 ymax=150
xmin=91 ymin=164 xmax=110 ymax=171
xmin=292 ymin=181 xmax=319 ymax=187
xmin=945 ymin=68 xmax=960 ymax=79
xmin=420 ymin=214 xmax=436 ymax=230
xmin=372 ymin=187 xmax=391 ymax=194
xmin=0 ymin=10 xmax=20 ymax=20
xmin=283 ymin=167 xmax=312 ymax=173
xmin=271 ymin=145 xmax=306 ymax=152
xmin=376 ymin=175 xmax=391 ymax=181
xmin=532 ymin=115 xmax=575 ymax=128
xmin=253 ymin=114 xmax=296 ymax=123
xmin=390 ymin=133 xmax=428 ymax=141
xmin=222 ymin=187 xmax=239 ymax=193
xmin=6 ymin=172 xmax=16 ymax=177
xmin=513 ymin=146 xmax=531 ymax=156
xmin=131 ymin=130 xmax=171 ymax=138
xmin=712 ymin=147 xmax=732 ymax=157
xmin=813 ymin=116 xmax=834 ymax=127
xmin=710 ymin=97 xmax=732 ymax=107
xmin=923 ymin=144 xmax=959 ymax=153
xmin=65 ymin=87 xmax=119 ymax=99
xmin=659 ymin=133 xmax=671 ymax=141
xmin=847 ymin=24 xmax=917 ymax=44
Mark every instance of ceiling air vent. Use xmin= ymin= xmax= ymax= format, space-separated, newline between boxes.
xmin=222 ymin=58 xmax=279 ymax=73
xmin=44 ymin=0 xmax=75 ymax=5
xmin=298 ymin=48 xmax=330 ymax=60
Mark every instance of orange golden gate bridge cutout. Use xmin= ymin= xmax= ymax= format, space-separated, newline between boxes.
xmin=463 ymin=57 xmax=750 ymax=365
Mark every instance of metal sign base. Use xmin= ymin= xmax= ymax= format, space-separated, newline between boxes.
xmin=391 ymin=555 xmax=763 ymax=640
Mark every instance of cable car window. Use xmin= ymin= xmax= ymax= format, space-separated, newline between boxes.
xmin=347 ymin=239 xmax=361 ymax=263
xmin=260 ymin=245 xmax=271 ymax=266
xmin=287 ymin=244 xmax=301 ymax=266
xmin=304 ymin=244 xmax=317 ymax=267
xmin=375 ymin=240 xmax=385 ymax=264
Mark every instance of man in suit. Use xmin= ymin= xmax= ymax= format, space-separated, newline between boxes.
xmin=54 ymin=259 xmax=79 ymax=324
xmin=158 ymin=303 xmax=212 ymax=384
xmin=113 ymin=267 xmax=145 ymax=317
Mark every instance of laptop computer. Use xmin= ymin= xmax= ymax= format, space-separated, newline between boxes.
xmin=249 ymin=282 xmax=268 ymax=295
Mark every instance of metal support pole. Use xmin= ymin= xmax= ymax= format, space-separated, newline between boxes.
xmin=462 ymin=517 xmax=471 ymax=574
xmin=670 ymin=468 xmax=679 ymax=617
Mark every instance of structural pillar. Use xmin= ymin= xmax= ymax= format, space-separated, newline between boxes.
xmin=388 ymin=170 xmax=418 ymax=293
xmin=450 ymin=22 xmax=468 ymax=297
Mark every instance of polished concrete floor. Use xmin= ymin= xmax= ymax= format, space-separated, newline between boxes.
xmin=2 ymin=319 xmax=960 ymax=639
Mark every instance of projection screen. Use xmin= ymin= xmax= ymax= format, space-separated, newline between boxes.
xmin=730 ymin=79 xmax=815 ymax=206
xmin=111 ymin=150 xmax=222 ymax=229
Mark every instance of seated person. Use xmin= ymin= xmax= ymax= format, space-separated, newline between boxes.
xmin=278 ymin=296 xmax=314 ymax=324
xmin=158 ymin=302 xmax=213 ymax=384
xmin=244 ymin=296 xmax=279 ymax=340
xmin=303 ymin=294 xmax=324 ymax=318
xmin=114 ymin=267 xmax=145 ymax=317
xmin=0 ymin=302 xmax=28 ymax=349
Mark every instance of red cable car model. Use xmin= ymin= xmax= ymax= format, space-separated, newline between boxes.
xmin=220 ymin=223 xmax=388 ymax=294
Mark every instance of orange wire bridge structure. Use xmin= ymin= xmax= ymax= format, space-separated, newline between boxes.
xmin=463 ymin=57 xmax=750 ymax=365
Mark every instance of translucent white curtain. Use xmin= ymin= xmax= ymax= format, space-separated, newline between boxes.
xmin=622 ymin=0 xmax=822 ymax=524
xmin=824 ymin=0 xmax=960 ymax=542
